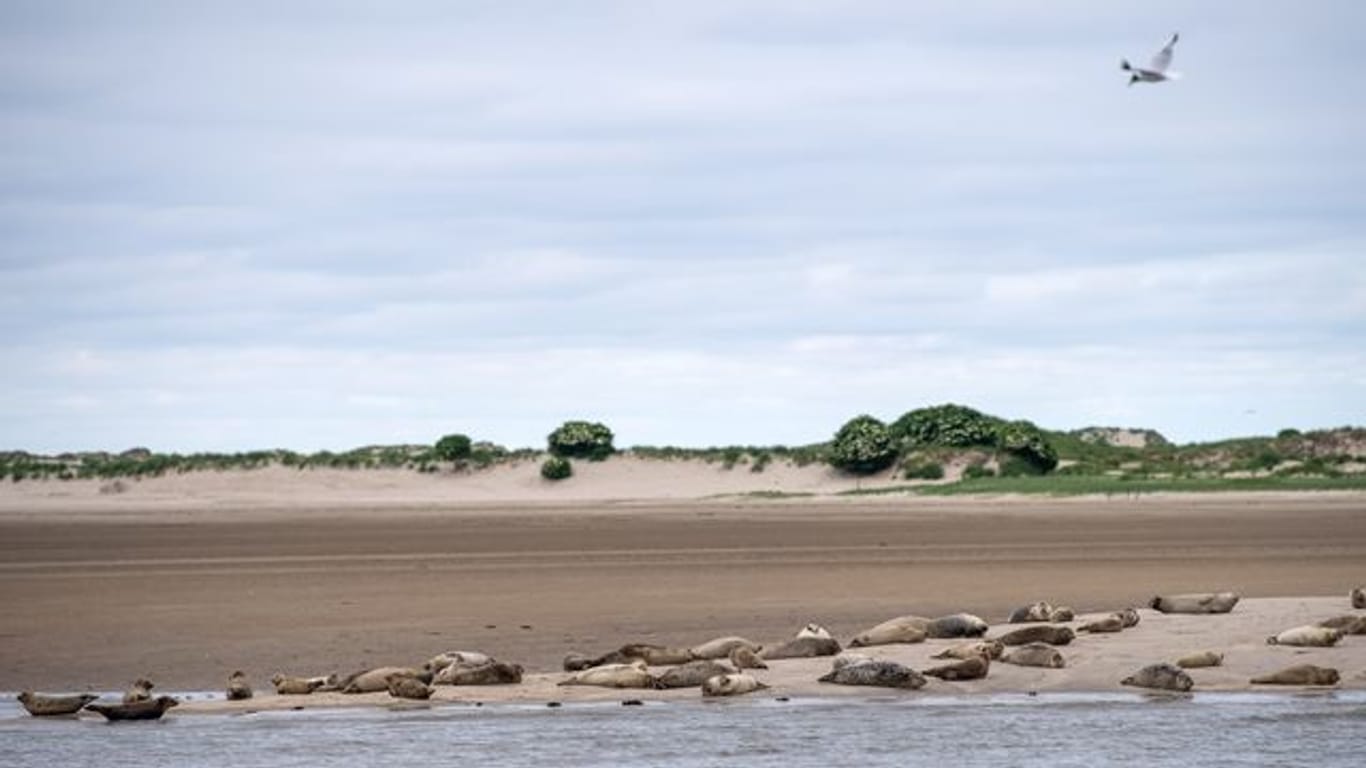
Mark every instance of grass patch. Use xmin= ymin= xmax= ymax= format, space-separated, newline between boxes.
xmin=913 ymin=474 xmax=1366 ymax=496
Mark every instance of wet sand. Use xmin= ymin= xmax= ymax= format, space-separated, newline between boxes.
xmin=1 ymin=492 xmax=1363 ymax=696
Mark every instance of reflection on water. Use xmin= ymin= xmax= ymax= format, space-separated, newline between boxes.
xmin=2 ymin=692 xmax=1363 ymax=768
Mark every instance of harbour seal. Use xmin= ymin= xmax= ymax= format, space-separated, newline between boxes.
xmin=226 ymin=670 xmax=252 ymax=701
xmin=759 ymin=635 xmax=842 ymax=660
xmin=342 ymin=667 xmax=429 ymax=694
xmin=1353 ymin=587 xmax=1365 ymax=609
xmin=1250 ymin=664 xmax=1340 ymax=686
xmin=423 ymin=651 xmax=493 ymax=674
xmin=689 ymin=636 xmax=762 ymax=660
xmin=848 ymin=616 xmax=929 ymax=647
xmin=831 ymin=653 xmax=875 ymax=670
xmin=926 ymin=613 xmax=990 ymax=638
xmin=1048 ymin=606 xmax=1076 ymax=622
xmin=559 ymin=661 xmax=659 ymax=689
xmin=701 ymin=673 xmax=768 ymax=697
xmin=1148 ymin=593 xmax=1239 ymax=614
xmin=86 ymin=696 xmax=179 ymax=721
xmin=1266 ymin=625 xmax=1343 ymax=647
xmin=1000 ymin=642 xmax=1065 ymax=668
xmin=729 ymin=646 xmax=767 ymax=670
xmin=122 ymin=678 xmax=154 ymax=704
xmin=433 ymin=660 xmax=524 ymax=685
xmin=1008 ymin=602 xmax=1054 ymax=623
xmin=1175 ymin=651 xmax=1224 ymax=669
xmin=1078 ymin=614 xmax=1125 ymax=633
xmin=1121 ymin=663 xmax=1192 ymax=692
xmin=931 ymin=640 xmax=1005 ymax=661
xmin=796 ymin=624 xmax=834 ymax=640
xmin=272 ymin=674 xmax=324 ymax=695
xmin=615 ymin=643 xmax=695 ymax=666
xmin=655 ymin=660 xmax=734 ymax=689
xmin=309 ymin=673 xmax=343 ymax=692
xmin=1115 ymin=607 xmax=1141 ymax=628
xmin=994 ymin=625 xmax=1075 ymax=646
xmin=386 ymin=674 xmax=433 ymax=700
xmin=921 ymin=655 xmax=990 ymax=681
xmin=820 ymin=660 xmax=927 ymax=689
xmin=16 ymin=692 xmax=99 ymax=717
xmin=1317 ymin=615 xmax=1366 ymax=635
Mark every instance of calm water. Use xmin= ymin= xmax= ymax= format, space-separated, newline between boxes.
xmin=2 ymin=692 xmax=1362 ymax=767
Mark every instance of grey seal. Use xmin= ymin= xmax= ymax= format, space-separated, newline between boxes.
xmin=819 ymin=660 xmax=927 ymax=689
xmin=1121 ymin=663 xmax=1192 ymax=692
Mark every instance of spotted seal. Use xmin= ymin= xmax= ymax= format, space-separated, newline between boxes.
xmin=271 ymin=674 xmax=324 ymax=695
xmin=434 ymin=660 xmax=524 ymax=685
xmin=688 ymin=637 xmax=762 ymax=661
xmin=931 ymin=640 xmax=1005 ymax=661
xmin=760 ymin=635 xmax=842 ymax=660
xmin=386 ymin=674 xmax=433 ymax=700
xmin=921 ymin=655 xmax=990 ymax=681
xmin=122 ymin=678 xmax=154 ymax=704
xmin=819 ymin=659 xmax=927 ymax=689
xmin=655 ymin=660 xmax=735 ymax=689
xmin=342 ymin=667 xmax=429 ymax=694
xmin=1352 ymin=587 xmax=1365 ymax=609
xmin=729 ymin=646 xmax=767 ymax=670
xmin=225 ymin=670 xmax=252 ymax=701
xmin=1317 ymin=615 xmax=1366 ymax=635
xmin=1077 ymin=614 xmax=1125 ymax=633
xmin=1121 ymin=663 xmax=1192 ymax=692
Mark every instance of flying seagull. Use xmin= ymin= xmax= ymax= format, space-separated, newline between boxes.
xmin=1121 ymin=33 xmax=1180 ymax=85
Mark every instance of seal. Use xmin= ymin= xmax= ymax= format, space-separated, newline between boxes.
xmin=1353 ymin=587 xmax=1365 ymax=609
xmin=559 ymin=661 xmax=659 ymax=689
xmin=1317 ymin=615 xmax=1366 ymax=635
xmin=423 ymin=651 xmax=492 ymax=674
xmin=563 ymin=653 xmax=597 ymax=672
xmin=386 ymin=674 xmax=433 ymax=700
xmin=820 ymin=660 xmax=926 ymax=689
xmin=1008 ymin=602 xmax=1054 ymax=623
xmin=1121 ymin=663 xmax=1192 ymax=692
xmin=831 ymin=653 xmax=875 ymax=670
xmin=921 ymin=654 xmax=989 ymax=681
xmin=1077 ymin=614 xmax=1125 ymax=633
xmin=122 ymin=678 xmax=154 ymax=704
xmin=433 ymin=660 xmax=524 ymax=685
xmin=1000 ymin=642 xmax=1065 ymax=668
xmin=85 ymin=695 xmax=179 ymax=722
xmin=931 ymin=640 xmax=1005 ymax=661
xmin=796 ymin=624 xmax=834 ymax=640
xmin=226 ymin=670 xmax=252 ymax=701
xmin=848 ymin=616 xmax=928 ymax=647
xmin=342 ymin=667 xmax=429 ymax=694
xmin=271 ymin=674 xmax=324 ymax=695
xmin=1250 ymin=664 xmax=1339 ymax=685
xmin=689 ymin=636 xmax=762 ymax=660
xmin=1175 ymin=651 xmax=1223 ymax=669
xmin=993 ymin=625 xmax=1075 ymax=646
xmin=728 ymin=646 xmax=767 ymax=670
xmin=615 ymin=643 xmax=695 ymax=666
xmin=1148 ymin=593 xmax=1239 ymax=614
xmin=1049 ymin=606 xmax=1076 ymax=622
xmin=655 ymin=660 xmax=734 ymax=689
xmin=759 ymin=635 xmax=842 ymax=660
xmin=926 ymin=613 xmax=990 ymax=638
xmin=309 ymin=673 xmax=343 ymax=692
xmin=700 ymin=673 xmax=768 ymax=697
xmin=16 ymin=692 xmax=99 ymax=717
xmin=1266 ymin=625 xmax=1343 ymax=647
xmin=1115 ymin=607 xmax=1141 ymax=628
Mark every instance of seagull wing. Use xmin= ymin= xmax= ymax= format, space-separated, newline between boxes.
xmin=1147 ymin=32 xmax=1178 ymax=73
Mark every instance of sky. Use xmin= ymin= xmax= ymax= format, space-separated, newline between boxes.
xmin=2 ymin=1 xmax=1363 ymax=453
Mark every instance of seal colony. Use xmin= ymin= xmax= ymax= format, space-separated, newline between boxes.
xmin=14 ymin=592 xmax=1365 ymax=718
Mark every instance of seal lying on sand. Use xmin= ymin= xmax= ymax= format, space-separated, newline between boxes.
xmin=848 ymin=616 xmax=928 ymax=647
xmin=994 ymin=625 xmax=1074 ymax=646
xmin=931 ymin=640 xmax=1005 ymax=661
xmin=1317 ymin=615 xmax=1366 ymax=635
xmin=1353 ymin=587 xmax=1365 ymax=609
xmin=655 ymin=660 xmax=735 ymax=689
xmin=559 ymin=661 xmax=659 ymax=689
xmin=122 ymin=678 xmax=154 ymax=704
xmin=1121 ymin=663 xmax=1192 ymax=692
xmin=1000 ymin=643 xmax=1065 ymax=668
xmin=921 ymin=655 xmax=989 ymax=681
xmin=689 ymin=637 xmax=762 ymax=661
xmin=272 ymin=674 xmax=324 ymax=695
xmin=423 ymin=651 xmax=492 ymax=674
xmin=86 ymin=696 xmax=179 ymax=721
xmin=226 ymin=670 xmax=252 ymax=701
xmin=729 ymin=646 xmax=767 ymax=670
xmin=1149 ymin=593 xmax=1239 ymax=614
xmin=820 ymin=659 xmax=927 ymax=689
xmin=433 ymin=660 xmax=523 ymax=685
xmin=926 ymin=614 xmax=990 ymax=638
xmin=701 ymin=673 xmax=767 ymax=697
xmin=796 ymin=624 xmax=834 ymax=640
xmin=342 ymin=667 xmax=430 ymax=694
xmin=1251 ymin=664 xmax=1340 ymax=686
xmin=1266 ymin=625 xmax=1343 ymax=647
xmin=1008 ymin=602 xmax=1073 ymax=623
xmin=1115 ymin=608 xmax=1141 ymax=628
xmin=760 ymin=635 xmax=842 ymax=660
xmin=16 ymin=692 xmax=99 ymax=717
xmin=1175 ymin=651 xmax=1224 ymax=669
xmin=1078 ymin=614 xmax=1125 ymax=633
xmin=386 ymin=674 xmax=433 ymax=700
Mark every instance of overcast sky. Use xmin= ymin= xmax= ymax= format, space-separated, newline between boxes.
xmin=2 ymin=1 xmax=1363 ymax=453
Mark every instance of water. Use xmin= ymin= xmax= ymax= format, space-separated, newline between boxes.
xmin=2 ymin=692 xmax=1363 ymax=767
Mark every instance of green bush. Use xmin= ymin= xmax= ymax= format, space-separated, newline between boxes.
xmin=903 ymin=461 xmax=945 ymax=480
xmin=547 ymin=420 xmax=615 ymax=461
xmin=828 ymin=415 xmax=897 ymax=475
xmin=962 ymin=463 xmax=995 ymax=480
xmin=996 ymin=420 xmax=1059 ymax=473
xmin=890 ymin=404 xmax=999 ymax=448
xmin=998 ymin=454 xmax=1047 ymax=477
xmin=540 ymin=455 xmax=573 ymax=480
xmin=433 ymin=433 xmax=472 ymax=462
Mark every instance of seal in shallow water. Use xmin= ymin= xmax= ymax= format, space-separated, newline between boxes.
xmin=16 ymin=692 xmax=99 ymax=717
xmin=86 ymin=696 xmax=179 ymax=721
xmin=701 ymin=673 xmax=768 ymax=697
xmin=1148 ymin=593 xmax=1239 ymax=614
xmin=819 ymin=660 xmax=926 ymax=689
xmin=226 ymin=670 xmax=252 ymax=701
xmin=1266 ymin=625 xmax=1343 ymax=647
xmin=1121 ymin=663 xmax=1192 ymax=692
xmin=1251 ymin=664 xmax=1339 ymax=686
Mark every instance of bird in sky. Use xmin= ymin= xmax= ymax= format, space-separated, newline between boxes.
xmin=1121 ymin=33 xmax=1180 ymax=86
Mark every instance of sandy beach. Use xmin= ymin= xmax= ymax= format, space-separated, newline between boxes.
xmin=1 ymin=462 xmax=1363 ymax=706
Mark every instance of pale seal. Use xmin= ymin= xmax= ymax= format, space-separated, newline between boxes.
xmin=1175 ymin=651 xmax=1224 ymax=669
xmin=994 ymin=625 xmax=1075 ymax=646
xmin=759 ymin=635 xmax=842 ymax=660
xmin=1148 ymin=593 xmax=1239 ymax=614
xmin=122 ymin=678 xmax=154 ymax=704
xmin=1000 ymin=642 xmax=1065 ymax=668
xmin=701 ymin=673 xmax=768 ymax=697
xmin=1121 ymin=663 xmax=1192 ymax=692
xmin=728 ymin=646 xmax=767 ymax=670
xmin=1008 ymin=602 xmax=1054 ymax=623
xmin=831 ymin=653 xmax=875 ymax=670
xmin=342 ymin=667 xmax=429 ymax=694
xmin=386 ymin=674 xmax=433 ymax=700
xmin=796 ymin=624 xmax=834 ymax=640
xmin=1250 ymin=664 xmax=1339 ymax=686
xmin=1353 ymin=587 xmax=1365 ymax=609
xmin=433 ymin=660 xmax=523 ymax=685
xmin=226 ymin=670 xmax=252 ymax=701
xmin=931 ymin=640 xmax=1005 ymax=661
xmin=16 ymin=692 xmax=99 ymax=717
xmin=819 ymin=660 xmax=926 ymax=689
xmin=1266 ymin=625 xmax=1343 ymax=647
xmin=848 ymin=616 xmax=928 ymax=647
xmin=921 ymin=655 xmax=990 ymax=681
xmin=423 ymin=651 xmax=492 ymax=674
xmin=655 ymin=660 xmax=734 ymax=689
xmin=271 ymin=674 xmax=324 ymax=695
xmin=689 ymin=636 xmax=762 ymax=660
xmin=559 ymin=661 xmax=659 ymax=689
xmin=86 ymin=696 xmax=179 ymax=721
